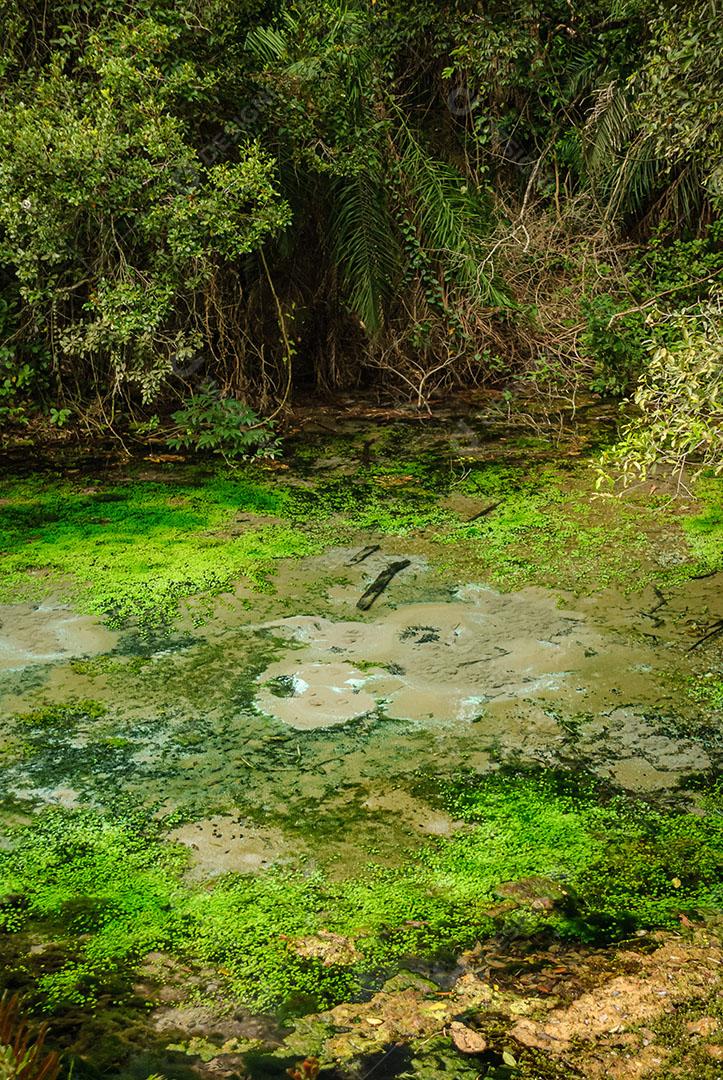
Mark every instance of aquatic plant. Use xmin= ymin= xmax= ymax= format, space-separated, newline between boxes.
xmin=0 ymin=473 xmax=313 ymax=632
xmin=1 ymin=772 xmax=721 ymax=1015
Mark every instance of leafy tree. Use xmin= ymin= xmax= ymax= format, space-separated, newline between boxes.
xmin=0 ymin=0 xmax=719 ymax=466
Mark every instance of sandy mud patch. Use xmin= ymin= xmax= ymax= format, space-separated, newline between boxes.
xmin=167 ymin=815 xmax=296 ymax=880
xmin=0 ymin=602 xmax=117 ymax=671
xmin=256 ymin=661 xmax=377 ymax=729
xmin=254 ymin=585 xmax=690 ymax=730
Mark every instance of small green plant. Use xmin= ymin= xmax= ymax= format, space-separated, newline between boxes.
xmin=167 ymin=382 xmax=281 ymax=461
xmin=47 ymin=408 xmax=71 ymax=428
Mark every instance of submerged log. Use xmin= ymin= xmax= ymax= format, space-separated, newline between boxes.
xmin=356 ymin=559 xmax=411 ymax=610
xmin=465 ymin=500 xmax=501 ymax=523
xmin=348 ymin=544 xmax=381 ymax=565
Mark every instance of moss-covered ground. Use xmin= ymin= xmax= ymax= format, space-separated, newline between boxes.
xmin=0 ymin=424 xmax=721 ymax=634
xmin=0 ymin=416 xmax=722 ymax=1078
xmin=1 ymin=770 xmax=721 ymax=1019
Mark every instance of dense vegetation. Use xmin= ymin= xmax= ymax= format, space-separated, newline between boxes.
xmin=2 ymin=769 xmax=721 ymax=1014
xmin=0 ymin=0 xmax=721 ymax=475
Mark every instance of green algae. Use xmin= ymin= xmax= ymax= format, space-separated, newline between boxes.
xmin=682 ymin=472 xmax=723 ymax=572
xmin=2 ymin=771 xmax=721 ymax=1016
xmin=0 ymin=700 xmax=155 ymax=807
xmin=1 ymin=421 xmax=722 ymax=1079
xmin=1 ymin=432 xmax=720 ymax=635
xmin=689 ymin=675 xmax=723 ymax=711
xmin=433 ymin=461 xmax=723 ymax=593
xmin=0 ymin=472 xmax=317 ymax=632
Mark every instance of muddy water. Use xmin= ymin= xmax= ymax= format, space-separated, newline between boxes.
xmin=0 ymin=601 xmax=118 ymax=668
xmin=0 ymin=416 xmax=722 ymax=1078
xmin=0 ymin=530 xmax=719 ymax=879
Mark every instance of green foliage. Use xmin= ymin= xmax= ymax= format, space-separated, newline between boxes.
xmin=581 ymin=293 xmax=650 ymax=397
xmin=599 ymin=315 xmax=723 ymax=486
xmin=583 ymin=0 xmax=721 ymax=227
xmin=0 ymin=6 xmax=290 ymax=407
xmin=0 ymin=0 xmax=720 ymax=460
xmin=1 ymin=772 xmax=720 ymax=1013
xmin=444 ymin=0 xmax=646 ymax=188
xmin=0 ymin=297 xmax=46 ymax=426
xmin=167 ymin=383 xmax=281 ymax=461
xmin=582 ymin=233 xmax=723 ymax=397
xmin=634 ymin=0 xmax=723 ymax=215
xmin=246 ymin=1 xmax=504 ymax=335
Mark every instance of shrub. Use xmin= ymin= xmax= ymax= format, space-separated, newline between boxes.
xmin=167 ymin=382 xmax=281 ymax=461
xmin=599 ymin=309 xmax=723 ymax=487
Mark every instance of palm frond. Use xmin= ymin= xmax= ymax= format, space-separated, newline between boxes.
xmin=584 ymin=82 xmax=661 ymax=220
xmin=244 ymin=24 xmax=290 ymax=64
xmin=585 ymin=85 xmax=705 ymax=229
xmin=585 ymin=80 xmax=637 ymax=175
xmin=394 ymin=117 xmax=509 ymax=307
xmin=563 ymin=41 xmax=606 ymax=101
xmin=329 ymin=161 xmax=400 ymax=333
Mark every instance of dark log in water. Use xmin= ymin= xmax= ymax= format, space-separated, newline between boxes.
xmin=348 ymin=544 xmax=381 ymax=565
xmin=356 ymin=559 xmax=411 ymax=610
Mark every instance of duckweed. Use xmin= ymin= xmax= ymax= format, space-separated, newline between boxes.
xmin=1 ymin=771 xmax=720 ymax=1014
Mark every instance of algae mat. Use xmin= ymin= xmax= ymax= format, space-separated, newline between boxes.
xmin=0 ymin=416 xmax=722 ymax=1080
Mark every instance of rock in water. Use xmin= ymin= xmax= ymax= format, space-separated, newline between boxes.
xmin=449 ymin=1021 xmax=487 ymax=1055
